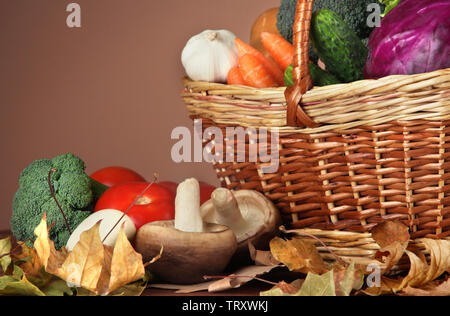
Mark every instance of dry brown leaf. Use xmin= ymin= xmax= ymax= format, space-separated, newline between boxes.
xmin=59 ymin=222 xmax=107 ymax=293
xmin=333 ymin=263 xmax=364 ymax=296
xmin=248 ymin=241 xmax=280 ymax=266
xmin=260 ymin=280 xmax=303 ymax=296
xmin=371 ymin=221 xmax=410 ymax=247
xmin=33 ymin=214 xmax=147 ymax=296
xmin=421 ymin=239 xmax=450 ymax=282
xmin=362 ymin=276 xmax=399 ymax=296
xmin=12 ymin=243 xmax=43 ymax=278
xmin=269 ymin=237 xmax=328 ymax=275
xmin=401 ymin=277 xmax=450 ymax=296
xmin=276 ymin=280 xmax=302 ymax=294
xmin=371 ymin=221 xmax=410 ymax=274
xmin=375 ymin=242 xmax=409 ymax=274
xmin=207 ymin=265 xmax=279 ymax=293
xmin=150 ymin=265 xmax=279 ymax=294
xmin=109 ymin=230 xmax=146 ymax=292
xmin=33 ymin=213 xmax=67 ymax=273
xmin=364 ymin=239 xmax=450 ymax=296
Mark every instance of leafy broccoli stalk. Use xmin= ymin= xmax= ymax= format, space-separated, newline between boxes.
xmin=10 ymin=153 xmax=109 ymax=249
xmin=277 ymin=0 xmax=386 ymax=43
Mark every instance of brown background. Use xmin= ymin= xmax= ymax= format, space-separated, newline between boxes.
xmin=0 ymin=0 xmax=278 ymax=230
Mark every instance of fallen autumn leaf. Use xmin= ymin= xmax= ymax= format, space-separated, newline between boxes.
xmin=33 ymin=213 xmax=148 ymax=296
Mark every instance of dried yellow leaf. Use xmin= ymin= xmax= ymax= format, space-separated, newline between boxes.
xmin=33 ymin=213 xmax=66 ymax=272
xmin=364 ymin=238 xmax=450 ymax=296
xmin=371 ymin=221 xmax=410 ymax=274
xmin=269 ymin=237 xmax=328 ymax=275
xmin=58 ymin=222 xmax=106 ymax=293
xmin=109 ymin=230 xmax=145 ymax=293
xmin=33 ymin=214 xmax=147 ymax=296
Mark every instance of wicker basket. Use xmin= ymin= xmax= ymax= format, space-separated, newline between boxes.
xmin=181 ymin=0 xmax=450 ymax=264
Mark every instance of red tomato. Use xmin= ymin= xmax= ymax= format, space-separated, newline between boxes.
xmin=199 ymin=181 xmax=216 ymax=205
xmin=158 ymin=181 xmax=178 ymax=195
xmin=159 ymin=181 xmax=216 ymax=206
xmin=91 ymin=166 xmax=146 ymax=187
xmin=94 ymin=182 xmax=175 ymax=229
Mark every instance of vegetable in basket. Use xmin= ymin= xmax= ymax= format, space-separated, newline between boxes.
xmin=235 ymin=37 xmax=284 ymax=86
xmin=239 ymin=54 xmax=278 ymax=88
xmin=277 ymin=0 xmax=382 ymax=42
xmin=227 ymin=66 xmax=246 ymax=86
xmin=260 ymin=32 xmax=293 ymax=71
xmin=10 ymin=153 xmax=109 ymax=249
xmin=250 ymin=7 xmax=280 ymax=59
xmin=181 ymin=30 xmax=239 ymax=83
xmin=285 ymin=63 xmax=341 ymax=87
xmin=365 ymin=0 xmax=450 ymax=79
xmin=277 ymin=0 xmax=382 ymax=62
xmin=379 ymin=0 xmax=402 ymax=17
xmin=310 ymin=10 xmax=368 ymax=83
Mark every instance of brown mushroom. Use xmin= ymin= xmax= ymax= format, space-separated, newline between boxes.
xmin=201 ymin=188 xmax=282 ymax=257
xmin=135 ymin=178 xmax=237 ymax=284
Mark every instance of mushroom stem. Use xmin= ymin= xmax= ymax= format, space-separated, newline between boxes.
xmin=175 ymin=178 xmax=204 ymax=233
xmin=201 ymin=189 xmax=282 ymax=256
xmin=211 ymin=188 xmax=248 ymax=240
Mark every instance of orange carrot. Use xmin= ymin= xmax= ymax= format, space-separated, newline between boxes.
xmin=227 ymin=67 xmax=246 ymax=86
xmin=239 ymin=54 xmax=277 ymax=88
xmin=235 ymin=38 xmax=284 ymax=86
xmin=260 ymin=32 xmax=293 ymax=71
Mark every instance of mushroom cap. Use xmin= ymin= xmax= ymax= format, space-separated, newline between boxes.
xmin=201 ymin=190 xmax=281 ymax=254
xmin=135 ymin=220 xmax=237 ymax=284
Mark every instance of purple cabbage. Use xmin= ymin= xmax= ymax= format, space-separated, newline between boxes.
xmin=365 ymin=0 xmax=450 ymax=79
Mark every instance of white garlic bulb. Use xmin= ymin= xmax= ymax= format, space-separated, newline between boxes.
xmin=181 ymin=30 xmax=239 ymax=83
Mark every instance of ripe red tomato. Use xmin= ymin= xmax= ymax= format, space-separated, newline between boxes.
xmin=91 ymin=166 xmax=146 ymax=187
xmin=158 ymin=181 xmax=178 ymax=195
xmin=94 ymin=182 xmax=175 ymax=229
xmin=159 ymin=181 xmax=216 ymax=206
xmin=199 ymin=181 xmax=216 ymax=205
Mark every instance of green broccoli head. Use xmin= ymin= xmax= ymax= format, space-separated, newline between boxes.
xmin=277 ymin=0 xmax=384 ymax=43
xmin=10 ymin=153 xmax=108 ymax=249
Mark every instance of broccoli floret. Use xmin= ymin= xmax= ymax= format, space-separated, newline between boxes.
xmin=277 ymin=0 xmax=385 ymax=43
xmin=10 ymin=153 xmax=109 ymax=249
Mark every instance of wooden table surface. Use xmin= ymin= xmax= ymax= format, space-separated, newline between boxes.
xmin=0 ymin=229 xmax=278 ymax=296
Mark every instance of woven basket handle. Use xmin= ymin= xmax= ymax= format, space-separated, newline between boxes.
xmin=285 ymin=0 xmax=320 ymax=128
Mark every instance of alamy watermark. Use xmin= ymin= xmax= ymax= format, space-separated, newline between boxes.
xmin=66 ymin=3 xmax=81 ymax=28
xmin=63 ymin=2 xmax=383 ymax=29
xmin=171 ymin=119 xmax=280 ymax=174
xmin=367 ymin=3 xmax=382 ymax=28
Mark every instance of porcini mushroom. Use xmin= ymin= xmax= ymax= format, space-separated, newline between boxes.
xmin=201 ymin=188 xmax=281 ymax=256
xmin=135 ymin=178 xmax=237 ymax=284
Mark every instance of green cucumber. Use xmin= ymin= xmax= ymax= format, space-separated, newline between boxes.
xmin=284 ymin=65 xmax=293 ymax=86
xmin=310 ymin=9 xmax=367 ymax=83
xmin=284 ymin=63 xmax=341 ymax=87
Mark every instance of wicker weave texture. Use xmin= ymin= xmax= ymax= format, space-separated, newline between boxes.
xmin=185 ymin=67 xmax=450 ymax=240
xmin=183 ymin=68 xmax=450 ymax=133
